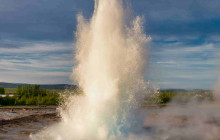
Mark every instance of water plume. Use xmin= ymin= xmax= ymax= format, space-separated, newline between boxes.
xmin=31 ymin=0 xmax=150 ymax=139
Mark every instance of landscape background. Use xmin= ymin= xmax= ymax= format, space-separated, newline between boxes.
xmin=0 ymin=0 xmax=220 ymax=90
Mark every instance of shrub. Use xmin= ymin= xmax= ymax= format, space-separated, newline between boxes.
xmin=159 ymin=91 xmax=177 ymax=104
xmin=0 ymin=87 xmax=5 ymax=94
xmin=1 ymin=85 xmax=60 ymax=106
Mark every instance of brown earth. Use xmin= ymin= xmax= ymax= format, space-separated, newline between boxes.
xmin=0 ymin=107 xmax=60 ymax=140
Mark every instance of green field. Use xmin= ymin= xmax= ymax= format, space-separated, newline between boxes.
xmin=144 ymin=90 xmax=213 ymax=105
xmin=0 ymin=85 xmax=76 ymax=106
xmin=1 ymin=85 xmax=214 ymax=106
xmin=5 ymin=88 xmax=65 ymax=95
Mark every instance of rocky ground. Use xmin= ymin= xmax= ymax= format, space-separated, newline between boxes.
xmin=1 ymin=105 xmax=220 ymax=140
xmin=0 ymin=107 xmax=60 ymax=140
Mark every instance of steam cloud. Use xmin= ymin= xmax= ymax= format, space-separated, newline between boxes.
xmin=31 ymin=0 xmax=151 ymax=139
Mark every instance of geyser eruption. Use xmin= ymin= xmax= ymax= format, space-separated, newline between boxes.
xmin=31 ymin=0 xmax=150 ymax=139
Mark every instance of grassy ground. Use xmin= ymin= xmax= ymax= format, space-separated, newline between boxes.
xmin=3 ymin=88 xmax=213 ymax=106
xmin=5 ymin=88 xmax=16 ymax=94
xmin=144 ymin=90 xmax=213 ymax=105
xmin=5 ymin=88 xmax=65 ymax=94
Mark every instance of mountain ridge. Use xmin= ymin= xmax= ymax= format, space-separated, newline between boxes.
xmin=0 ymin=82 xmax=75 ymax=89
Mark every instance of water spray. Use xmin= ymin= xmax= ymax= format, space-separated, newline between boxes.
xmin=31 ymin=0 xmax=150 ymax=139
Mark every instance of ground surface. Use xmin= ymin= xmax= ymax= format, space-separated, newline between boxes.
xmin=1 ymin=105 xmax=220 ymax=140
xmin=0 ymin=107 xmax=59 ymax=140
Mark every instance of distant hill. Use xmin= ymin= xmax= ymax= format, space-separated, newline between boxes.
xmin=161 ymin=89 xmax=186 ymax=91
xmin=0 ymin=82 xmax=77 ymax=89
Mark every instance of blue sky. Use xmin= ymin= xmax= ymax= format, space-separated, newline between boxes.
xmin=0 ymin=0 xmax=220 ymax=89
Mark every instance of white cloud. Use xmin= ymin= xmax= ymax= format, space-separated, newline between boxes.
xmin=0 ymin=41 xmax=73 ymax=54
xmin=0 ymin=55 xmax=73 ymax=70
xmin=207 ymin=35 xmax=220 ymax=42
xmin=0 ymin=41 xmax=74 ymax=84
xmin=148 ymin=42 xmax=219 ymax=89
xmin=151 ymin=34 xmax=200 ymax=42
xmin=0 ymin=70 xmax=71 ymax=84
xmin=152 ymin=43 xmax=215 ymax=56
xmin=156 ymin=61 xmax=176 ymax=64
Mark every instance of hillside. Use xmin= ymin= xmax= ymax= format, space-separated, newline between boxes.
xmin=0 ymin=82 xmax=76 ymax=89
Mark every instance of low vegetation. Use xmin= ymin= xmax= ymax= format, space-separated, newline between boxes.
xmin=0 ymin=85 xmax=60 ymax=106
xmin=0 ymin=85 xmax=214 ymax=106
xmin=145 ymin=90 xmax=214 ymax=105
xmin=0 ymin=87 xmax=5 ymax=94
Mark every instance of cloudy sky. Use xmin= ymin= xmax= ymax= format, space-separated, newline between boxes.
xmin=0 ymin=0 xmax=220 ymax=89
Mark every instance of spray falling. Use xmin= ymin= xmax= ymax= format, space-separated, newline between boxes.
xmin=31 ymin=0 xmax=150 ymax=139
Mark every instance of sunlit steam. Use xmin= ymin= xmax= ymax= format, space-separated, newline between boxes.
xmin=31 ymin=0 xmax=150 ymax=139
